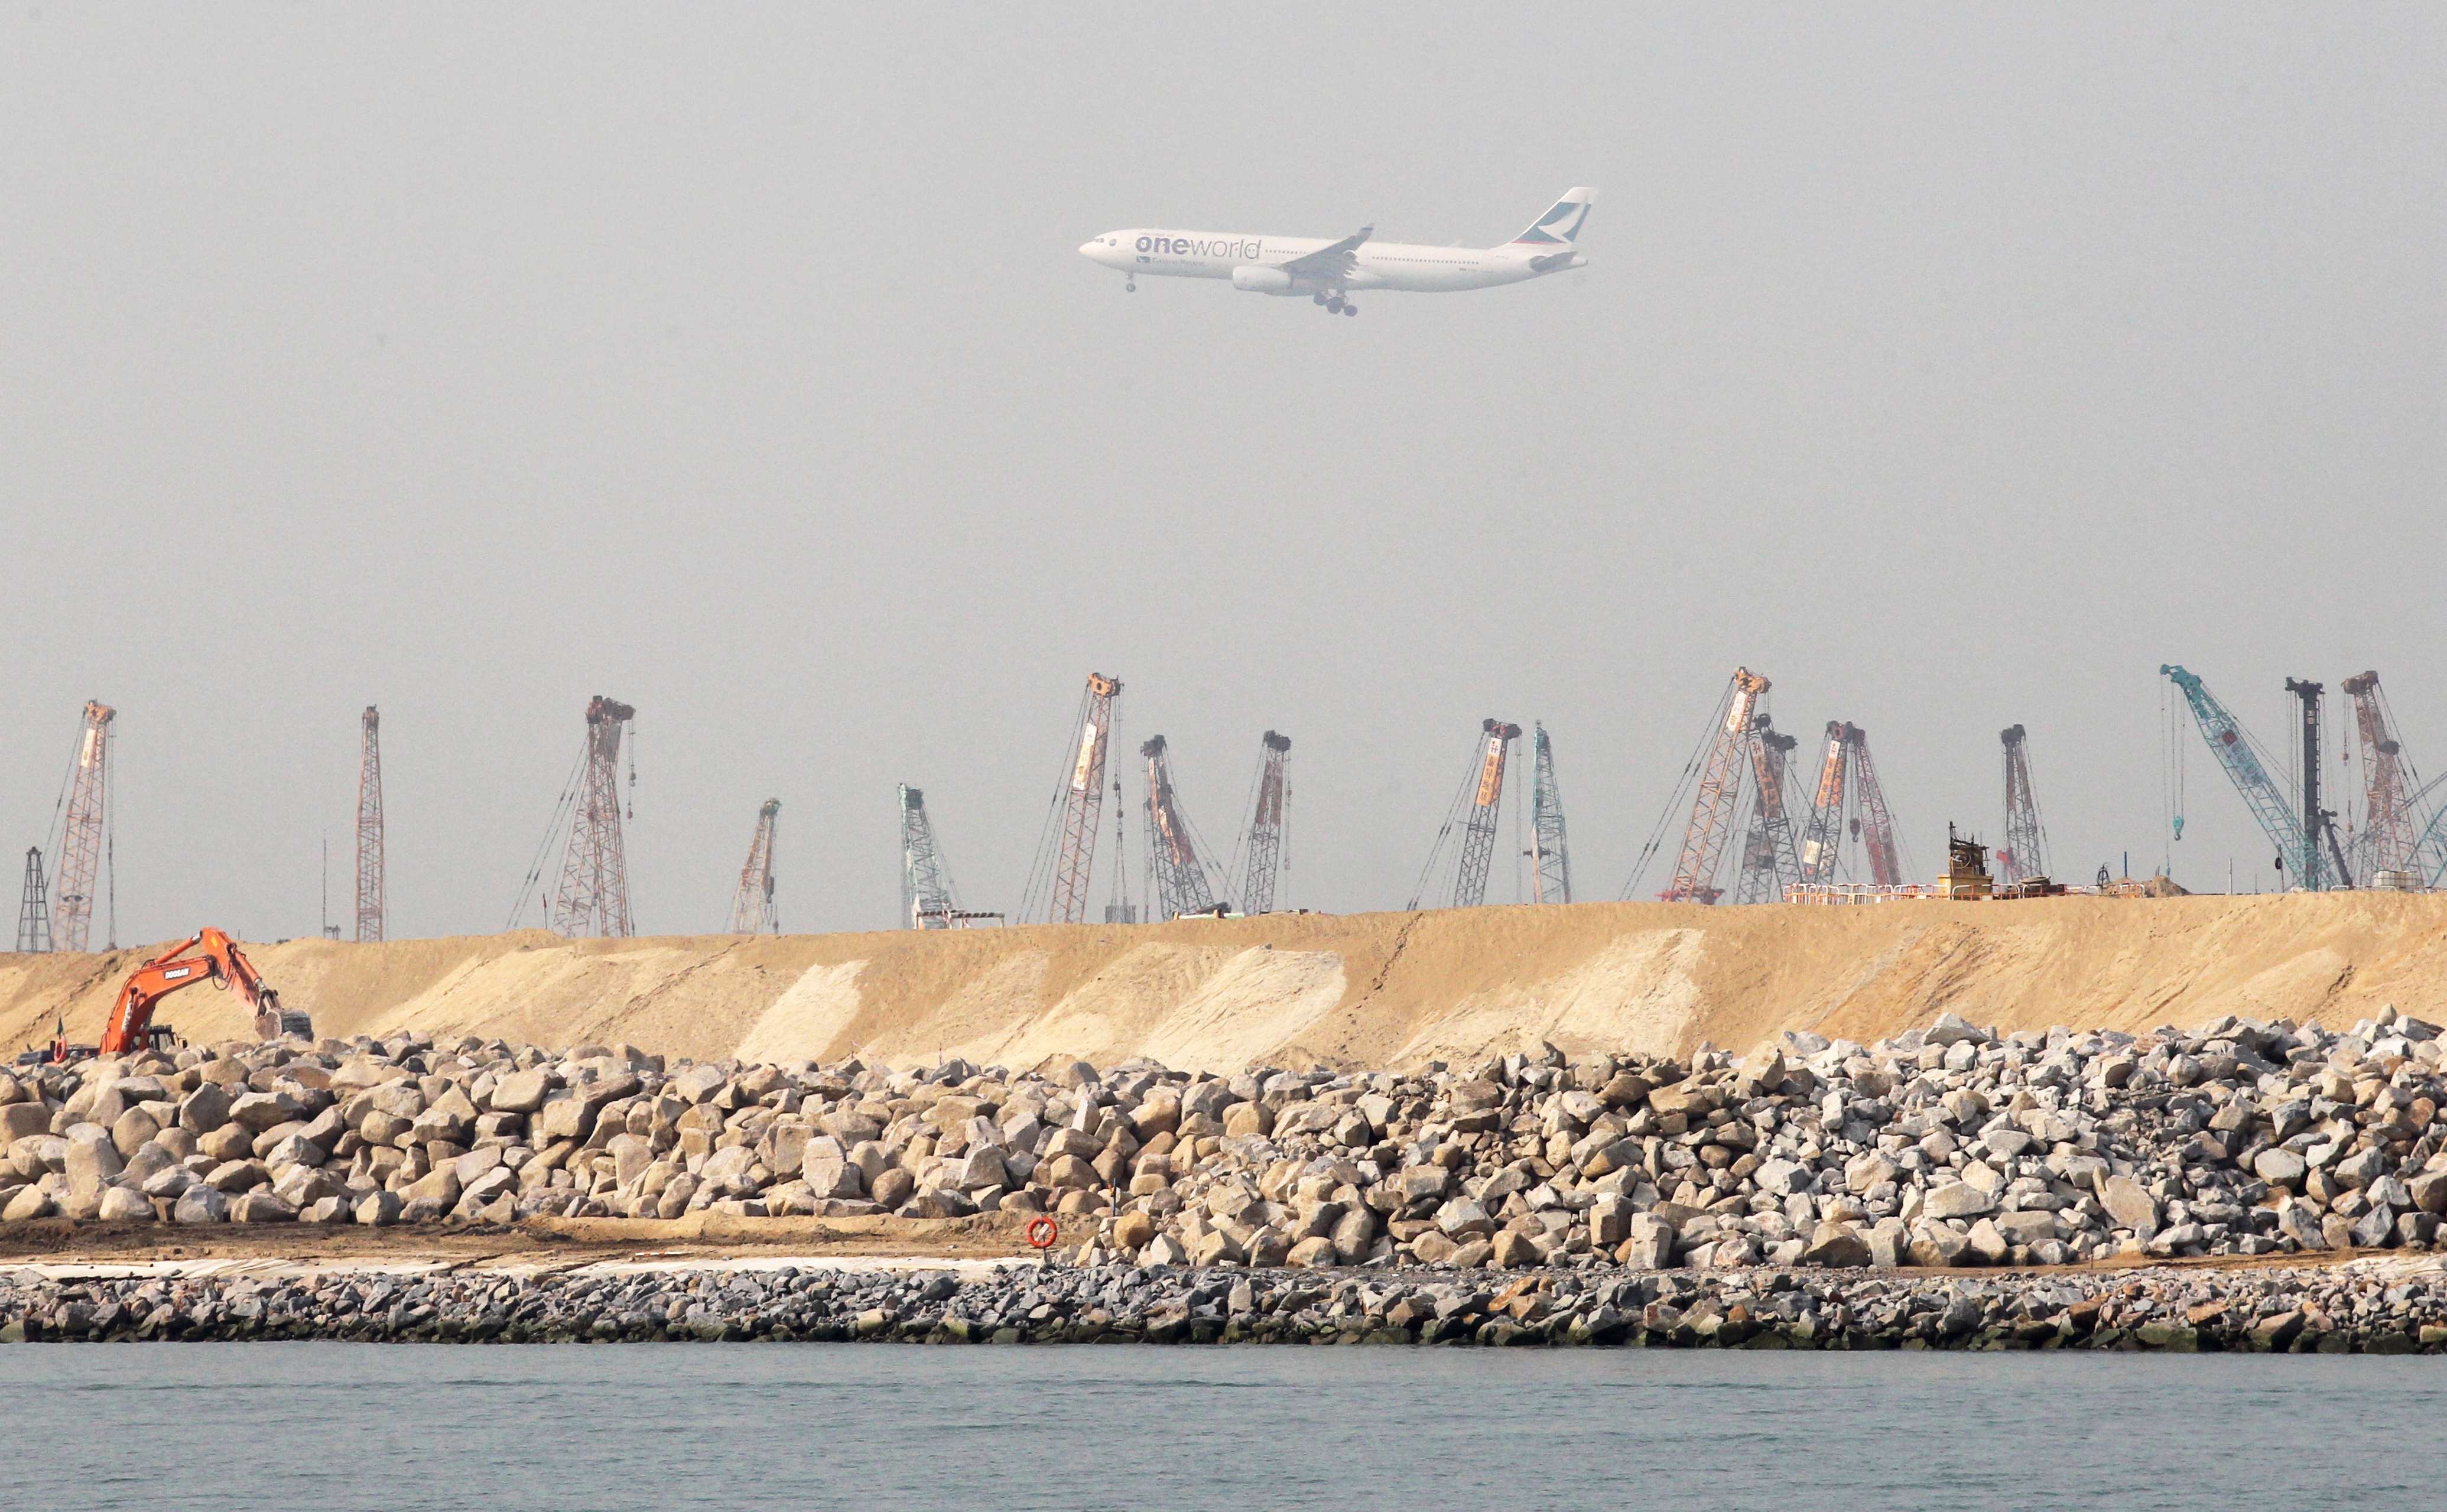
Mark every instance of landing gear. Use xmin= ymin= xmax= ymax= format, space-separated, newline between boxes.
xmin=1325 ymin=295 xmax=1346 ymax=314
xmin=1125 ymin=278 xmax=1136 ymax=293
xmin=1343 ymin=303 xmax=1358 ymax=317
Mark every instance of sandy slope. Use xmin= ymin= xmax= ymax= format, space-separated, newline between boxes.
xmin=7 ymin=893 xmax=2446 ymax=1073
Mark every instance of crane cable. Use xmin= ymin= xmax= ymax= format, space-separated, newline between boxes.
xmin=1621 ymin=678 xmax=1738 ymax=900
xmin=1406 ymin=752 xmax=1484 ymax=911
xmin=506 ymin=743 xmax=589 ymax=930
xmin=1221 ymin=755 xmax=1264 ymax=908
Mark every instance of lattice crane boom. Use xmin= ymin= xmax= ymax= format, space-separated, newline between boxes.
xmin=1662 ymin=669 xmax=1769 ymax=904
xmin=1237 ymin=732 xmax=1292 ymax=914
xmin=1792 ymin=721 xmax=1907 ymax=889
xmin=728 ymin=799 xmax=781 ymax=934
xmin=1451 ymin=720 xmax=1522 ymax=908
xmin=1732 ymin=721 xmax=1803 ymax=904
xmin=1798 ymin=721 xmax=1850 ymax=886
xmin=2162 ymin=665 xmax=2319 ymax=889
xmin=1529 ymin=723 xmax=1571 ymax=905
xmin=355 ymin=705 xmax=386 ymax=942
xmin=549 ymin=695 xmax=636 ymax=938
xmin=2342 ymin=672 xmax=2422 ymax=883
xmin=2411 ymin=800 xmax=2447 ymax=890
xmin=1140 ymin=736 xmax=1219 ymax=919
xmin=1036 ymin=674 xmax=1122 ymax=925
xmin=1848 ymin=726 xmax=1905 ymax=886
xmin=53 ymin=701 xmax=115 ymax=953
xmin=1996 ymin=724 xmax=2049 ymax=886
xmin=1742 ymin=714 xmax=1801 ymax=895
xmin=899 ymin=785 xmax=960 ymax=928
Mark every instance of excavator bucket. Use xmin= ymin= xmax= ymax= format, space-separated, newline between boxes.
xmin=256 ymin=1006 xmax=315 ymax=1042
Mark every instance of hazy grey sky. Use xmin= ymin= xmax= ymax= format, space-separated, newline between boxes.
xmin=5 ymin=5 xmax=2443 ymax=942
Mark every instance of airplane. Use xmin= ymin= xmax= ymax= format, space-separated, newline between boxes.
xmin=1078 ymin=187 xmax=1594 ymax=316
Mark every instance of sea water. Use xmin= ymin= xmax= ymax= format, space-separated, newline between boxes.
xmin=2 ymin=1344 xmax=2439 ymax=1510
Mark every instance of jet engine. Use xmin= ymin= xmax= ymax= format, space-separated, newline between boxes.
xmin=1230 ymin=265 xmax=1295 ymax=294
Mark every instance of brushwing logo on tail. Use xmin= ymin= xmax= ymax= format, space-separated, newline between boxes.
xmin=1513 ymin=192 xmax=1593 ymax=245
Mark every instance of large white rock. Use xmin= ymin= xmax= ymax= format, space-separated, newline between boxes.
xmin=1626 ymin=1212 xmax=1676 ymax=1269
xmin=1434 ymin=1196 xmax=1495 ymax=1238
xmin=1922 ymin=1181 xmax=1996 ymax=1221
xmin=63 ymin=1125 xmax=124 ymax=1208
xmin=2099 ymin=1175 xmax=2162 ymax=1240
xmin=173 ymin=1184 xmax=228 ymax=1224
xmin=96 ymin=1185 xmax=153 ymax=1222
xmin=227 ymin=1091 xmax=304 ymax=1134
xmin=1752 ymin=1157 xmax=1810 ymax=1196
xmin=488 ymin=1068 xmax=552 ymax=1114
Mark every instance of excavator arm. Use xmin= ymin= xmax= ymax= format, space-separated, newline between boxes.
xmin=99 ymin=928 xmax=311 ymax=1056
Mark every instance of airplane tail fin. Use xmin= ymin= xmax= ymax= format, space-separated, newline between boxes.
xmin=1512 ymin=187 xmax=1595 ymax=246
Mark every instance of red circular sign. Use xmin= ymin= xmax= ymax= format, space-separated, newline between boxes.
xmin=1025 ymin=1215 xmax=1060 ymax=1250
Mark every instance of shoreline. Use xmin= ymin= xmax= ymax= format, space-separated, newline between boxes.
xmin=8 ymin=1257 xmax=2446 ymax=1351
xmin=15 ymin=997 xmax=2447 ymax=1347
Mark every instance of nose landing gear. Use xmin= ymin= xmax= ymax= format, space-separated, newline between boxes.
xmin=1125 ymin=277 xmax=1136 ymax=293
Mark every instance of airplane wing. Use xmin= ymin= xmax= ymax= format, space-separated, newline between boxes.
xmin=1273 ymin=225 xmax=1372 ymax=282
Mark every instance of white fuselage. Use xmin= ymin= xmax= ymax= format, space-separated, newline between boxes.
xmin=1078 ymin=229 xmax=1580 ymax=295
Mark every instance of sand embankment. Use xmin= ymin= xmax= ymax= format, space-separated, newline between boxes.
xmin=5 ymin=893 xmax=2443 ymax=1072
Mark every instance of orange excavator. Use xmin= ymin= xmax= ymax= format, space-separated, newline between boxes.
xmin=25 ymin=929 xmax=313 ymax=1064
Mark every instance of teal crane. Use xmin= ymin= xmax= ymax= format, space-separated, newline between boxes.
xmin=2160 ymin=665 xmax=2340 ymax=890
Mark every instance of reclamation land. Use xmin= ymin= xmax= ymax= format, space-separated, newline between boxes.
xmin=11 ymin=893 xmax=2447 ymax=1348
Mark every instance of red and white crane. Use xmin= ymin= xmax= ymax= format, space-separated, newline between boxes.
xmin=1657 ymin=669 xmax=1771 ymax=905
xmin=1025 ymin=673 xmax=1124 ymax=925
xmin=52 ymin=701 xmax=115 ymax=952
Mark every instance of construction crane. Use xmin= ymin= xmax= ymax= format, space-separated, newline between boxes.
xmin=1409 ymin=720 xmax=1521 ymax=910
xmin=51 ymin=701 xmax=115 ymax=952
xmin=2286 ymin=678 xmax=2354 ymax=889
xmin=1024 ymin=673 xmax=1123 ymax=925
xmin=16 ymin=849 xmax=53 ymax=954
xmin=1793 ymin=721 xmax=1910 ymax=889
xmin=1849 ymin=727 xmax=1905 ymax=886
xmin=1796 ymin=721 xmax=1851 ymax=886
xmin=1731 ymin=719 xmax=1803 ymax=903
xmin=1656 ymin=669 xmax=1771 ymax=904
xmin=2161 ymin=665 xmax=2335 ymax=891
xmin=549 ymin=695 xmax=638 ymax=937
xmin=898 ymin=785 xmax=961 ymax=928
xmin=1140 ymin=737 xmax=1219 ymax=919
xmin=2406 ymin=796 xmax=2447 ymax=892
xmin=355 ymin=705 xmax=386 ymax=942
xmin=1104 ymin=777 xmax=1139 ymax=924
xmin=2340 ymin=672 xmax=2432 ymax=887
xmin=727 ymin=799 xmax=781 ymax=934
xmin=1996 ymin=725 xmax=2050 ymax=886
xmin=1528 ymin=722 xmax=1571 ymax=905
xmin=1234 ymin=731 xmax=1292 ymax=914
xmin=1455 ymin=720 xmax=1523 ymax=908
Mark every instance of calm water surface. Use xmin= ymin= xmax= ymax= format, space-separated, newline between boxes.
xmin=2 ymin=1344 xmax=2439 ymax=1510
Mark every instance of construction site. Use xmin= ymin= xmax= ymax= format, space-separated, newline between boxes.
xmin=9 ymin=661 xmax=2447 ymax=1068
